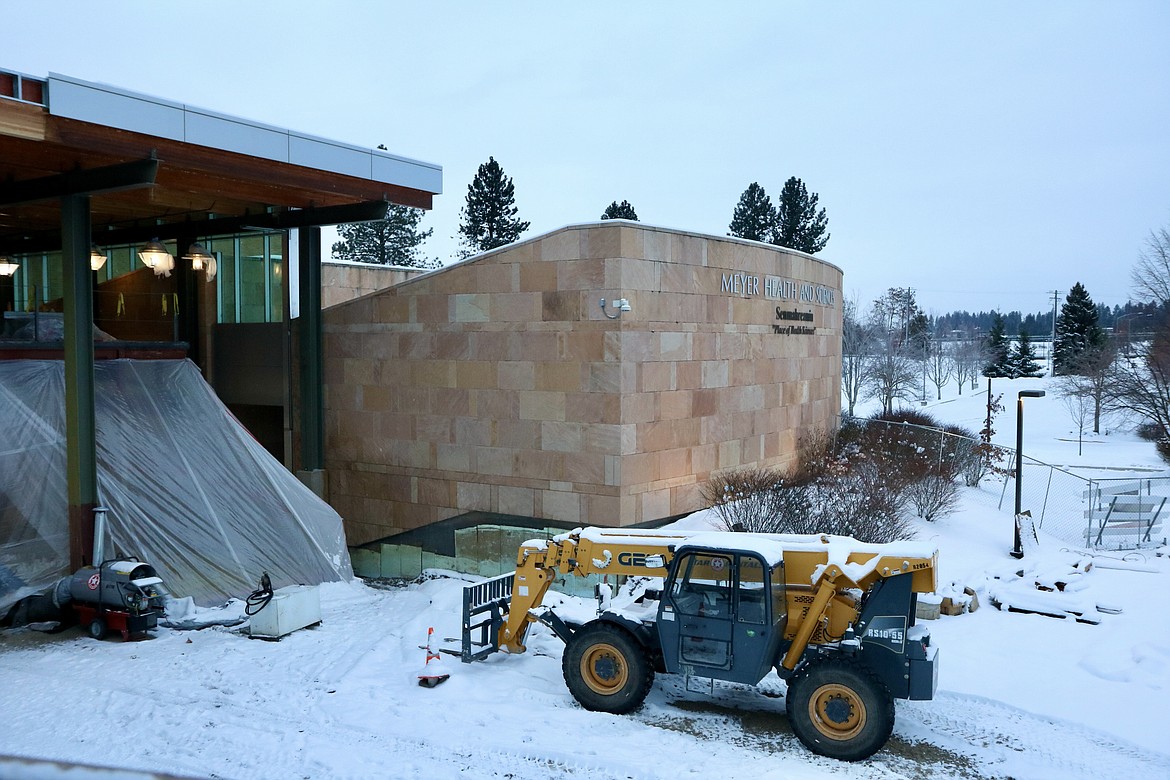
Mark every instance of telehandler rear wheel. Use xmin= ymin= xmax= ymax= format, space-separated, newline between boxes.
xmin=562 ymin=624 xmax=653 ymax=715
xmin=785 ymin=657 xmax=894 ymax=761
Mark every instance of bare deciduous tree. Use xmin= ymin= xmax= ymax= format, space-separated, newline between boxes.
xmin=1061 ymin=341 xmax=1116 ymax=434
xmin=865 ymin=338 xmax=920 ymax=415
xmin=1058 ymin=381 xmax=1093 ymax=456
xmin=864 ymin=291 xmax=923 ymax=414
xmin=953 ymin=337 xmax=986 ymax=394
xmin=1106 ymin=319 xmax=1170 ymax=440
xmin=925 ymin=340 xmax=954 ymax=400
xmin=841 ymin=297 xmax=874 ymax=416
xmin=1131 ymin=225 xmax=1170 ymax=305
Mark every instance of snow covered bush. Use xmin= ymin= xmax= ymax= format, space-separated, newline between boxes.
xmin=703 ymin=451 xmax=912 ymax=543
xmin=1156 ymin=437 xmax=1170 ymax=466
xmin=703 ymin=409 xmax=987 ymax=538
xmin=699 ymin=466 xmax=805 ymax=533
xmin=808 ymin=463 xmax=911 ymax=542
xmin=904 ymin=467 xmax=963 ymax=521
xmin=1135 ymin=421 xmax=1165 ymax=441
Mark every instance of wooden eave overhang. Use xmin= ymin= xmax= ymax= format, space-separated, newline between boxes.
xmin=0 ymin=96 xmax=435 ymax=254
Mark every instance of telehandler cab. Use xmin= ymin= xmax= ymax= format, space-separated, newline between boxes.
xmin=459 ymin=527 xmax=938 ymax=761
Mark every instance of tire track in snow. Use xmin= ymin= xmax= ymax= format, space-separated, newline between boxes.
xmin=10 ymin=657 xmax=661 ymax=780
xmin=897 ymin=691 xmax=1170 ymax=780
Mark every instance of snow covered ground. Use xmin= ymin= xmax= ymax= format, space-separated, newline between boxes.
xmin=2 ymin=374 xmax=1168 ymax=780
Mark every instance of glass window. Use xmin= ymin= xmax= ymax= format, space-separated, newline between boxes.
xmin=110 ymin=246 xmax=134 ymax=280
xmin=771 ymin=564 xmax=787 ymax=628
xmin=212 ymin=238 xmax=237 ymax=324
xmin=737 ymin=556 xmax=767 ymax=624
xmin=268 ymin=233 xmax=284 ymax=322
xmin=239 ymin=235 xmax=267 ymax=323
xmin=18 ymin=253 xmax=53 ymax=310
xmin=671 ymin=554 xmax=732 ymax=618
xmin=44 ymin=252 xmax=62 ymax=306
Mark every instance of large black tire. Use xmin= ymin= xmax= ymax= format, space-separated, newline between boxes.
xmin=562 ymin=623 xmax=654 ymax=715
xmin=88 ymin=617 xmax=108 ymax=641
xmin=785 ymin=657 xmax=895 ymax=761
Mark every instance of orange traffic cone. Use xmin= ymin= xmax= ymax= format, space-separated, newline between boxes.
xmin=417 ymin=626 xmax=450 ymax=688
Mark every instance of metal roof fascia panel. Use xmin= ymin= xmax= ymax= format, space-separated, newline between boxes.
xmin=47 ymin=73 xmax=185 ymax=141
xmin=372 ymin=151 xmax=443 ymax=195
xmin=288 ymin=133 xmax=371 ymax=180
xmin=184 ymin=108 xmax=290 ymax=163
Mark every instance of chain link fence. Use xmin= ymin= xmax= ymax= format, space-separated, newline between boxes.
xmin=847 ymin=418 xmax=1170 ymax=551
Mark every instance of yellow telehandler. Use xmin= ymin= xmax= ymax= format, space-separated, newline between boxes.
xmin=458 ymin=526 xmax=938 ymax=761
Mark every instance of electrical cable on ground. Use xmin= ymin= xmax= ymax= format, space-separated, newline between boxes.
xmin=245 ymin=572 xmax=274 ymax=616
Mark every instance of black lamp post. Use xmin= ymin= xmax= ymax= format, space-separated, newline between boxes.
xmin=1012 ymin=389 xmax=1046 ymax=558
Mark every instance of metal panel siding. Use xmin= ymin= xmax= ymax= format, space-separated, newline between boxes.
xmin=289 ymin=134 xmax=370 ymax=179
xmin=48 ymin=74 xmax=185 ymax=141
xmin=373 ymin=152 xmax=443 ymax=195
xmin=45 ymin=72 xmax=442 ymax=196
xmin=185 ymin=109 xmax=289 ymax=162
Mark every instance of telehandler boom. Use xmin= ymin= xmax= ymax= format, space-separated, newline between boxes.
xmin=459 ymin=527 xmax=938 ymax=761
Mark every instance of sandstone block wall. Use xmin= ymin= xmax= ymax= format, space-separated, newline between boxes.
xmin=323 ymin=223 xmax=842 ymax=545
xmin=321 ymin=261 xmax=426 ymax=309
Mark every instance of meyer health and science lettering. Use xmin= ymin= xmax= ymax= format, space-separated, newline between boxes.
xmin=720 ymin=272 xmax=837 ymax=335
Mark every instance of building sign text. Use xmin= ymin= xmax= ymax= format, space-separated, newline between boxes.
xmin=721 ymin=273 xmax=836 ymax=307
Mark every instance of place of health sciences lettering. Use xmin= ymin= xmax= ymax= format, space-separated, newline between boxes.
xmin=773 ymin=308 xmax=816 ymax=335
xmin=720 ymin=273 xmax=837 ymax=306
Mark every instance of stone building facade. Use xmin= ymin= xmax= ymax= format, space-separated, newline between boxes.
xmin=321 ymin=261 xmax=427 ymax=309
xmin=323 ymin=222 xmax=842 ymax=546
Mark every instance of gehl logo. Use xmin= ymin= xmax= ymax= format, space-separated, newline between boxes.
xmin=618 ymin=552 xmax=651 ymax=567
xmin=616 ymin=551 xmax=665 ymax=568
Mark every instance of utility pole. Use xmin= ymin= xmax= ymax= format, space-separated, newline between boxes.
xmin=1049 ymin=290 xmax=1060 ymax=375
xmin=899 ymin=287 xmax=914 ymax=345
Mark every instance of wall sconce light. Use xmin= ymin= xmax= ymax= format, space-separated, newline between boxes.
xmin=0 ymin=256 xmax=18 ymax=277
xmin=138 ymin=239 xmax=175 ymax=277
xmin=182 ymin=242 xmax=217 ymax=281
xmin=89 ymin=245 xmax=108 ymax=272
xmin=599 ymin=297 xmax=631 ymax=319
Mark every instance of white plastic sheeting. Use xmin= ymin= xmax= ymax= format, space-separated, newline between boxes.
xmin=0 ymin=359 xmax=352 ymax=613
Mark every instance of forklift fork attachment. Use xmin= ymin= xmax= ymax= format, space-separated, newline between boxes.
xmin=460 ymin=571 xmax=514 ymax=663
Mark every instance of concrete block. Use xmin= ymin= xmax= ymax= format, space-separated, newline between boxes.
xmin=916 ymin=594 xmax=942 ymax=621
xmin=421 ymin=551 xmax=458 ymax=573
xmin=379 ymin=543 xmax=401 ymax=579
xmin=940 ymin=597 xmax=964 ymax=617
xmin=350 ymin=547 xmax=380 ymax=579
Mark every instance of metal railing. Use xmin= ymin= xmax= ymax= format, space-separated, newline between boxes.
xmin=847 ymin=417 xmax=1170 ymax=551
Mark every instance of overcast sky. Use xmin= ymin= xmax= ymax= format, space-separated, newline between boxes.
xmin=8 ymin=2 xmax=1168 ymax=316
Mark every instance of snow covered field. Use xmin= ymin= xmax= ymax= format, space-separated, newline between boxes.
xmin=2 ymin=374 xmax=1168 ymax=780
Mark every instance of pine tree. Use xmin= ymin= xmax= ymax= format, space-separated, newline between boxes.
xmin=772 ymin=176 xmax=830 ymax=254
xmin=458 ymin=157 xmax=530 ymax=257
xmin=907 ymin=311 xmax=931 ymax=354
xmin=331 ymin=205 xmax=435 ymax=268
xmin=982 ymin=312 xmax=1013 ymax=377
xmin=1053 ymin=282 xmax=1106 ymax=375
xmin=728 ymin=182 xmax=775 ymax=242
xmin=601 ymin=200 xmax=638 ymax=220
xmin=1010 ymin=327 xmax=1045 ymax=378
xmin=869 ymin=287 xmax=923 ymax=349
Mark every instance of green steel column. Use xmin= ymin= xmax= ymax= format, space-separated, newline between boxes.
xmin=175 ymin=232 xmax=199 ymax=363
xmin=62 ymin=194 xmax=98 ymax=569
xmin=298 ymin=226 xmax=323 ymax=471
